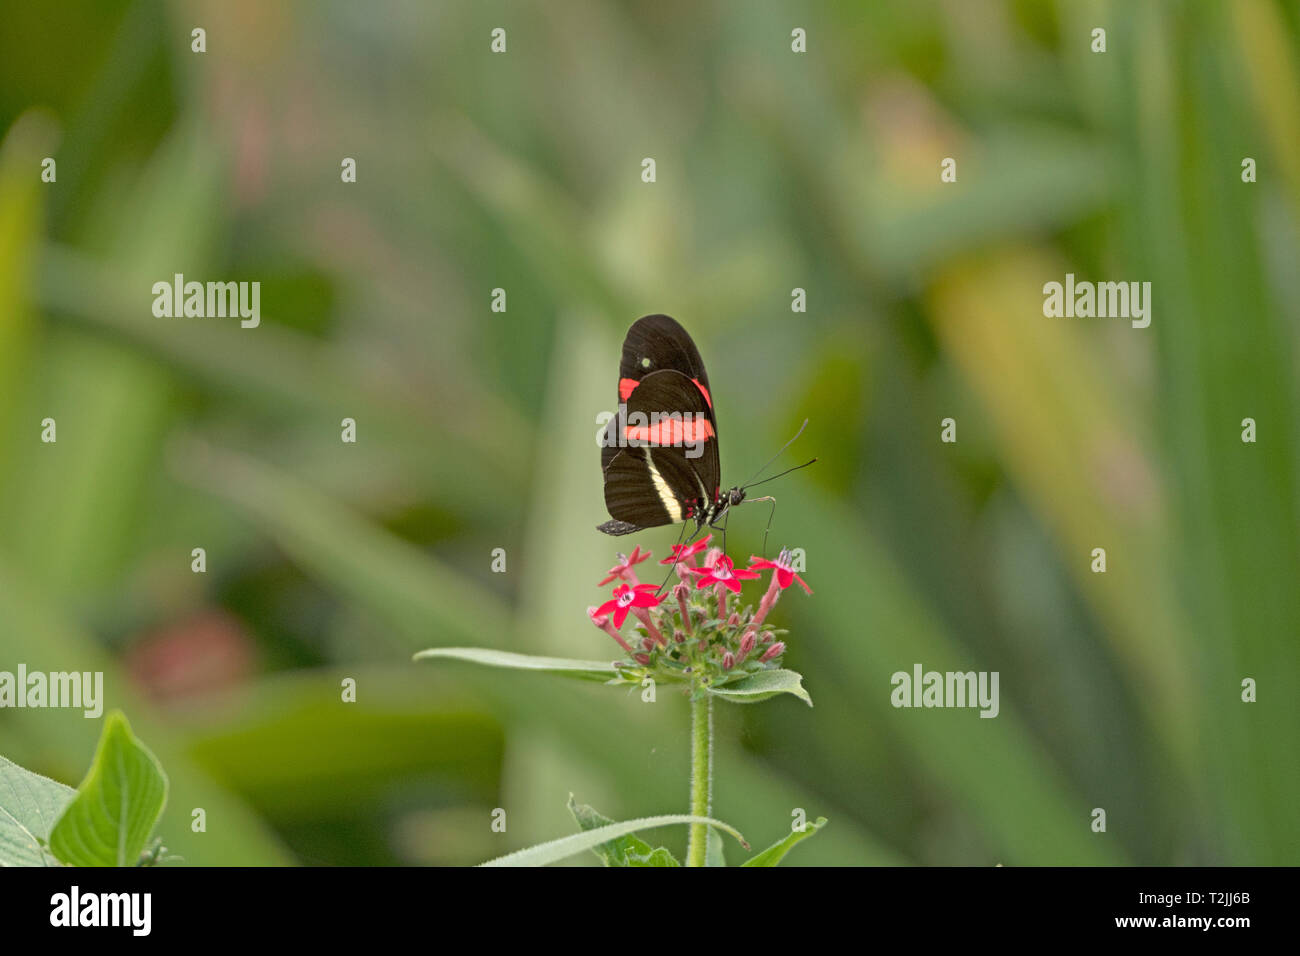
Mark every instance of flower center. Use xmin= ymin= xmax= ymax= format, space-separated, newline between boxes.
xmin=617 ymin=591 xmax=635 ymax=608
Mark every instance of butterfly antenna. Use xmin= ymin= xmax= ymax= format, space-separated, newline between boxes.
xmin=742 ymin=419 xmax=810 ymax=488
xmin=743 ymin=457 xmax=817 ymax=490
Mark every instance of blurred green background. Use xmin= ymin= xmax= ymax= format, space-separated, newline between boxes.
xmin=2 ymin=0 xmax=1298 ymax=866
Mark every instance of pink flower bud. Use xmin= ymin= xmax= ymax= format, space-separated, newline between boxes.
xmin=632 ymin=606 xmax=668 ymax=647
xmin=587 ymin=606 xmax=633 ymax=654
xmin=674 ymin=584 xmax=694 ymax=635
xmin=739 ymin=632 xmax=755 ymax=656
xmin=722 ymin=651 xmax=736 ymax=670
xmin=748 ymin=574 xmax=783 ymax=631
xmin=759 ymin=642 xmax=785 ymax=663
xmin=634 ymin=653 xmax=651 ymax=665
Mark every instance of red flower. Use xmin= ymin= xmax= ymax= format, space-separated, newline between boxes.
xmin=595 ymin=583 xmax=663 ymax=628
xmin=659 ymin=534 xmax=712 ymax=566
xmin=599 ymin=546 xmax=652 ymax=586
xmin=747 ymin=549 xmax=812 ymax=595
xmin=689 ymin=555 xmax=759 ymax=594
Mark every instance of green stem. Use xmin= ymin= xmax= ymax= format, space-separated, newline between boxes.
xmin=686 ymin=691 xmax=713 ymax=866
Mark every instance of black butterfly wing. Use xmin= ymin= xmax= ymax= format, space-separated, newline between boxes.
xmin=618 ymin=314 xmax=712 ymax=400
xmin=602 ymin=314 xmax=717 ymax=476
xmin=599 ymin=447 xmax=701 ymax=534
xmin=597 ymin=368 xmax=721 ymax=534
xmin=621 ymin=367 xmax=720 ymax=497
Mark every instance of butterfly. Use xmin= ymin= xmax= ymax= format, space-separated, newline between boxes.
xmin=597 ymin=314 xmax=741 ymax=538
xmin=597 ymin=314 xmax=818 ymax=549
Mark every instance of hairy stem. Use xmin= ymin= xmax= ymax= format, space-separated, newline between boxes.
xmin=686 ymin=691 xmax=713 ymax=866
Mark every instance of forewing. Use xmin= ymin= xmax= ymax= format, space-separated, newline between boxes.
xmin=618 ymin=314 xmax=712 ymax=403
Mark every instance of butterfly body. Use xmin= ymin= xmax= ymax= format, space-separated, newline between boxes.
xmin=597 ymin=315 xmax=742 ymax=536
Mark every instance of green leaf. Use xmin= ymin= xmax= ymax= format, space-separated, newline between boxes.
xmin=48 ymin=712 xmax=168 ymax=867
xmin=635 ymin=847 xmax=680 ymax=867
xmin=741 ymin=817 xmax=828 ymax=867
xmin=0 ymin=756 xmax=76 ymax=867
xmin=709 ymin=669 xmax=812 ymax=706
xmin=566 ymin=795 xmax=679 ymax=866
xmin=705 ymin=827 xmax=727 ymax=867
xmin=480 ymin=814 xmax=747 ymax=867
xmin=415 ymin=647 xmax=618 ymax=682
xmin=566 ymin=796 xmax=651 ymax=864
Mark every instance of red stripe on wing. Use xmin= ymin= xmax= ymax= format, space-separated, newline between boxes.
xmin=624 ymin=417 xmax=716 ymax=445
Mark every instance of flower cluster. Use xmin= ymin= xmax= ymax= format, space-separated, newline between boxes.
xmin=587 ymin=537 xmax=811 ymax=691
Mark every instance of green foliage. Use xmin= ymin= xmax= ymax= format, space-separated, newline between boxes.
xmin=415 ymin=647 xmax=618 ymax=682
xmin=0 ymin=755 xmax=75 ymax=866
xmin=567 ymin=795 xmax=680 ymax=867
xmin=563 ymin=795 xmax=824 ymax=868
xmin=742 ymin=817 xmax=828 ymax=867
xmin=705 ymin=827 xmax=727 ymax=867
xmin=0 ymin=712 xmax=168 ymax=867
xmin=479 ymin=813 xmax=746 ymax=868
xmin=416 ymin=645 xmax=813 ymax=706
xmin=707 ymin=669 xmax=812 ymax=706
xmin=48 ymin=711 xmax=168 ymax=867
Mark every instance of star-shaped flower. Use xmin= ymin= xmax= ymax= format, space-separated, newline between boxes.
xmin=594 ymin=582 xmax=664 ymax=628
xmin=689 ymin=555 xmax=759 ymax=594
xmin=659 ymin=534 xmax=713 ymax=566
xmin=747 ymin=548 xmax=812 ymax=594
xmin=598 ymin=546 xmax=653 ymax=586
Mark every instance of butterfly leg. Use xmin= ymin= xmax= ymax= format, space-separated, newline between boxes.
xmin=653 ymin=520 xmax=694 ymax=594
xmin=708 ymin=507 xmax=732 ymax=558
xmin=745 ymin=495 xmax=777 ymax=558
